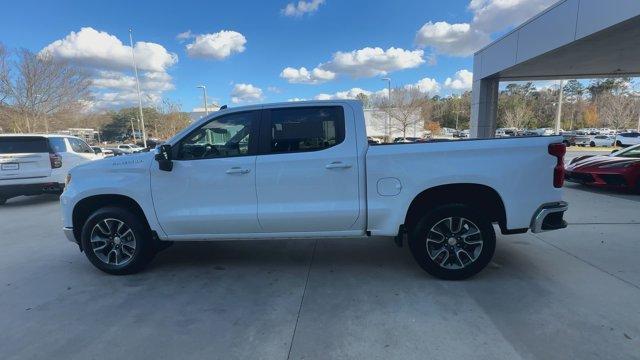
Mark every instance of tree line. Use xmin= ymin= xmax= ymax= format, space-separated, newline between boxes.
xmin=359 ymin=77 xmax=638 ymax=138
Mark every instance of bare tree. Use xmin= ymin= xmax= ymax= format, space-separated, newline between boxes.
xmin=503 ymin=99 xmax=533 ymax=129
xmin=375 ymin=87 xmax=428 ymax=138
xmin=153 ymin=99 xmax=191 ymax=139
xmin=0 ymin=45 xmax=91 ymax=133
xmin=598 ymin=92 xmax=636 ymax=131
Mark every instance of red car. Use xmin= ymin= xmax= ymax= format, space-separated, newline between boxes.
xmin=565 ymin=144 xmax=640 ymax=193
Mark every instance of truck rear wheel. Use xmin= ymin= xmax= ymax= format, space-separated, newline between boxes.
xmin=408 ymin=204 xmax=496 ymax=280
xmin=80 ymin=207 xmax=156 ymax=275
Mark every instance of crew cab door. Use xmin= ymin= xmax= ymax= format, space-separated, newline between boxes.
xmin=255 ymin=106 xmax=360 ymax=232
xmin=150 ymin=110 xmax=260 ymax=237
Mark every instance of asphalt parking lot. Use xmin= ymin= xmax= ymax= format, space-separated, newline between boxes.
xmin=1 ymin=150 xmax=638 ymax=360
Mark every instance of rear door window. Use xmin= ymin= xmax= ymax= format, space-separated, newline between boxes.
xmin=264 ymin=106 xmax=345 ymax=154
xmin=68 ymin=138 xmax=94 ymax=153
xmin=48 ymin=137 xmax=68 ymax=153
xmin=0 ymin=137 xmax=50 ymax=154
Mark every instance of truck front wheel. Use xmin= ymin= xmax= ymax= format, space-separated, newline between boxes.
xmin=408 ymin=204 xmax=496 ymax=280
xmin=80 ymin=207 xmax=156 ymax=275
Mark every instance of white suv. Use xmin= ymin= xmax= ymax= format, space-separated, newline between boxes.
xmin=615 ymin=132 xmax=640 ymax=147
xmin=117 ymin=144 xmax=144 ymax=154
xmin=0 ymin=134 xmax=98 ymax=204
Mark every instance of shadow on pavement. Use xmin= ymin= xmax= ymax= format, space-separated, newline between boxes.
xmin=564 ymin=183 xmax=640 ymax=202
xmin=0 ymin=194 xmax=60 ymax=208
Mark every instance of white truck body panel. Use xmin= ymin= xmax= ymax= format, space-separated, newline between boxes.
xmin=366 ymin=136 xmax=563 ymax=236
xmin=61 ymin=100 xmax=565 ymax=244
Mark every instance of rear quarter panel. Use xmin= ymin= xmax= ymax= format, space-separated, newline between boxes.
xmin=366 ymin=137 xmax=564 ymax=236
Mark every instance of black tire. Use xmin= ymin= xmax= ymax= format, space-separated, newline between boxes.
xmin=590 ymin=141 xmax=596 ymax=147
xmin=408 ymin=204 xmax=496 ymax=280
xmin=81 ymin=207 xmax=155 ymax=275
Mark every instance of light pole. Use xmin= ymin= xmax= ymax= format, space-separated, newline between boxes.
xmin=129 ymin=29 xmax=147 ymax=148
xmin=197 ymin=85 xmax=208 ymax=115
xmin=129 ymin=117 xmax=137 ymax=143
xmin=381 ymin=77 xmax=391 ymax=141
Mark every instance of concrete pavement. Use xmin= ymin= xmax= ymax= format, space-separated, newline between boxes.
xmin=0 ymin=184 xmax=638 ymax=359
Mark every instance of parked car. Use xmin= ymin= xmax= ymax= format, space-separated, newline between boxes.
xmin=117 ymin=144 xmax=144 ymax=154
xmin=573 ymin=134 xmax=590 ymax=147
xmin=106 ymin=148 xmax=127 ymax=156
xmin=0 ymin=134 xmax=98 ymax=204
xmin=590 ymin=135 xmax=615 ymax=147
xmin=61 ymin=100 xmax=568 ymax=280
xmin=533 ymin=128 xmax=555 ymax=136
xmin=615 ymin=132 xmax=640 ymax=147
xmin=91 ymin=147 xmax=114 ymax=158
xmin=367 ymin=137 xmax=382 ymax=145
xmin=566 ymin=144 xmax=640 ymax=192
xmin=560 ymin=131 xmax=590 ymax=147
xmin=393 ymin=137 xmax=424 ymax=143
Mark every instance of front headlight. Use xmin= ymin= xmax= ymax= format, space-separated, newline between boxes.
xmin=65 ymin=173 xmax=72 ymax=186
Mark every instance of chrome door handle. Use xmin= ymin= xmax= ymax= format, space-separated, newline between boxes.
xmin=226 ymin=167 xmax=251 ymax=174
xmin=325 ymin=161 xmax=352 ymax=169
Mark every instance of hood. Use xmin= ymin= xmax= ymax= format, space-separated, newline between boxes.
xmin=567 ymin=155 xmax=640 ymax=170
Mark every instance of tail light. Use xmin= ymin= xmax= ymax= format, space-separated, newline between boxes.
xmin=49 ymin=153 xmax=62 ymax=169
xmin=548 ymin=143 xmax=566 ymax=188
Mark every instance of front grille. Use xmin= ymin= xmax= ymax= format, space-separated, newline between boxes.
xmin=599 ymin=174 xmax=627 ymax=186
xmin=565 ymin=171 xmax=594 ymax=183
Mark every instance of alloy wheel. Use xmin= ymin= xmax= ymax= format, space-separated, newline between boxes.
xmin=90 ymin=218 xmax=137 ymax=266
xmin=425 ymin=217 xmax=483 ymax=270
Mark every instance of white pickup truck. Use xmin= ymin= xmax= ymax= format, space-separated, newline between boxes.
xmin=61 ymin=101 xmax=568 ymax=279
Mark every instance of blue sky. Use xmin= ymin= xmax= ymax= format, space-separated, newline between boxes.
xmin=0 ymin=0 xmax=559 ymax=111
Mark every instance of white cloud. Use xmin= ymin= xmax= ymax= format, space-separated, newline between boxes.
xmin=313 ymin=82 xmax=441 ymax=102
xmin=407 ymin=77 xmax=441 ymax=94
xmin=283 ymin=47 xmax=425 ymax=83
xmin=40 ymin=27 xmax=178 ymax=110
xmin=185 ymin=30 xmax=247 ymax=60
xmin=282 ymin=0 xmax=325 ymax=17
xmin=416 ymin=0 xmax=556 ymax=57
xmin=267 ymin=86 xmax=282 ymax=93
xmin=176 ymin=30 xmax=193 ymax=42
xmin=89 ymin=71 xmax=174 ymax=109
xmin=287 ymin=98 xmax=307 ymax=102
xmin=41 ymin=27 xmax=178 ymax=73
xmin=415 ymin=22 xmax=490 ymax=57
xmin=280 ymin=66 xmax=336 ymax=84
xmin=230 ymin=83 xmax=263 ymax=104
xmin=444 ymin=69 xmax=473 ymax=91
xmin=323 ymin=47 xmax=425 ymax=77
xmin=314 ymin=88 xmax=373 ymax=100
xmin=469 ymin=0 xmax=556 ymax=33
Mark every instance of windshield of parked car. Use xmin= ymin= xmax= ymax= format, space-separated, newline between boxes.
xmin=614 ymin=145 xmax=640 ymax=158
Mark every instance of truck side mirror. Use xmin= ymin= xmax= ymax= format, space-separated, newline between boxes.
xmin=155 ymin=144 xmax=173 ymax=172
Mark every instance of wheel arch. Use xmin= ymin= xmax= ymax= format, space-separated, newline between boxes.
xmin=72 ymin=194 xmax=151 ymax=249
xmin=403 ymin=183 xmax=507 ymax=234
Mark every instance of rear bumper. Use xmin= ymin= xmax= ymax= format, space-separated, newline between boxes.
xmin=0 ymin=182 xmax=64 ymax=198
xmin=531 ymin=201 xmax=568 ymax=233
